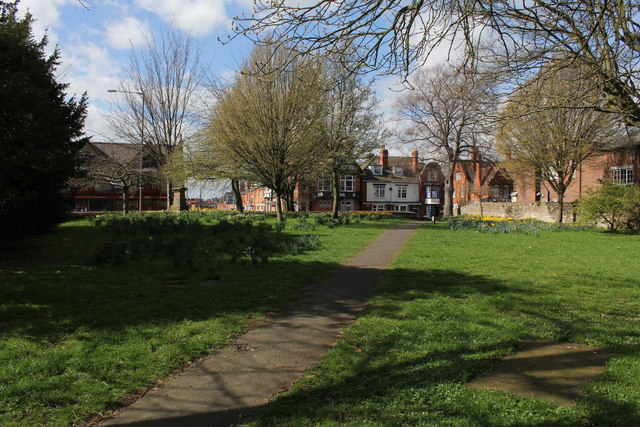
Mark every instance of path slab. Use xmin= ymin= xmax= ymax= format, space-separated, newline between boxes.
xmin=102 ymin=221 xmax=421 ymax=426
xmin=469 ymin=339 xmax=613 ymax=407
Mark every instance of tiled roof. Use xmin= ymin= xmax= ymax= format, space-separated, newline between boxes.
xmin=89 ymin=142 xmax=140 ymax=164
xmin=362 ymin=156 xmax=422 ymax=182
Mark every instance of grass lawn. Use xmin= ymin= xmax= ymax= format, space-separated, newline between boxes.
xmin=0 ymin=213 xmax=401 ymax=426
xmin=254 ymin=223 xmax=640 ymax=426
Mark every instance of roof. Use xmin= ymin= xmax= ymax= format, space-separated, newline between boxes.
xmin=362 ymin=156 xmax=422 ymax=183
xmin=89 ymin=142 xmax=140 ymax=164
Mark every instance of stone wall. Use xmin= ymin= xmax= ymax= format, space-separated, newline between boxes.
xmin=460 ymin=202 xmax=575 ymax=223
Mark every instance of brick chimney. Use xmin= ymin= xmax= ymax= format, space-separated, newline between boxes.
xmin=380 ymin=146 xmax=389 ymax=170
xmin=411 ymin=148 xmax=419 ymax=172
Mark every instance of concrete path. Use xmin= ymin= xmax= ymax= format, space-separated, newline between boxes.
xmin=102 ymin=221 xmax=422 ymax=426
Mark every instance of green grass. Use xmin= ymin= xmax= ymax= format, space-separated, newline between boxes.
xmin=253 ymin=223 xmax=640 ymax=426
xmin=0 ymin=214 xmax=401 ymax=426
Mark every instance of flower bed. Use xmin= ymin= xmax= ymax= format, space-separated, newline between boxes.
xmin=446 ymin=215 xmax=592 ymax=233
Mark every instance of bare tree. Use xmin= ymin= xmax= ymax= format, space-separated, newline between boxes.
xmin=496 ymin=67 xmax=624 ymax=223
xmin=77 ymin=143 xmax=156 ymax=214
xmin=235 ymin=1 xmax=640 ymax=127
xmin=108 ymin=25 xmax=208 ymax=209
xmin=205 ymin=45 xmax=327 ymax=222
xmin=320 ymin=56 xmax=387 ymax=218
xmin=394 ymin=64 xmax=496 ymax=218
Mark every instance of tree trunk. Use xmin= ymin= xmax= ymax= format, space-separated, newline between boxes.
xmin=122 ymin=185 xmax=130 ymax=214
xmin=479 ymin=199 xmax=484 ymax=217
xmin=556 ymin=187 xmax=566 ymax=224
xmin=331 ymin=169 xmax=340 ymax=219
xmin=442 ymin=174 xmax=454 ymax=218
xmin=276 ymin=193 xmax=283 ymax=222
xmin=286 ymin=186 xmax=295 ymax=212
xmin=231 ymin=179 xmax=244 ymax=213
xmin=166 ymin=180 xmax=172 ymax=210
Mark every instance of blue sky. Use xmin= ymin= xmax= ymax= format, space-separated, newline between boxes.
xmin=16 ymin=1 xmax=457 ymax=197
xmin=16 ymin=0 xmax=457 ymax=145
xmin=16 ymin=0 xmax=266 ymax=140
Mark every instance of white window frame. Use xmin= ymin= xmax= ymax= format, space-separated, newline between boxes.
xmin=612 ymin=166 xmax=634 ymax=184
xmin=427 ymin=170 xmax=437 ymax=181
xmin=394 ymin=205 xmax=408 ymax=212
xmin=317 ymin=177 xmax=332 ymax=192
xmin=340 ymin=200 xmax=353 ymax=211
xmin=340 ymin=175 xmax=355 ymax=192
xmin=425 ymin=185 xmax=439 ymax=199
xmin=396 ymin=185 xmax=408 ymax=199
xmin=370 ymin=165 xmax=383 ymax=176
xmin=373 ymin=184 xmax=385 ymax=198
xmin=503 ymin=185 xmax=510 ymax=198
xmin=319 ymin=200 xmax=331 ymax=208
xmin=455 ymin=172 xmax=461 ymax=181
xmin=372 ymin=204 xmax=385 ymax=212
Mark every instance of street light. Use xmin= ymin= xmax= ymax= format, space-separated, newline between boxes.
xmin=108 ymin=89 xmax=145 ymax=212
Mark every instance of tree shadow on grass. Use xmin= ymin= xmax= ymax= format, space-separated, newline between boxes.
xmin=250 ymin=267 xmax=640 ymax=427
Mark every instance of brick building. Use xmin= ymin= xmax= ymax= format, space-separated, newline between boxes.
xmin=452 ymin=148 xmax=513 ymax=211
xmin=510 ymin=143 xmax=639 ymax=203
xmin=70 ymin=141 xmax=167 ymax=212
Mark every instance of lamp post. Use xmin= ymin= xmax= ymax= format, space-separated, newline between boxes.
xmin=108 ymin=89 xmax=145 ymax=212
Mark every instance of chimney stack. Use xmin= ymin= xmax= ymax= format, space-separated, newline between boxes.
xmin=380 ymin=146 xmax=389 ymax=170
xmin=411 ymin=148 xmax=419 ymax=171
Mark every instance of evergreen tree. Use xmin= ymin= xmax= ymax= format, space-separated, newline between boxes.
xmin=0 ymin=1 xmax=88 ymax=238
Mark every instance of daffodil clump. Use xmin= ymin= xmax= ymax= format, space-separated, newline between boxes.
xmin=446 ymin=214 xmax=592 ymax=234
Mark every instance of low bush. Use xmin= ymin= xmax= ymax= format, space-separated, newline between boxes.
xmin=446 ymin=215 xmax=592 ymax=234
xmin=576 ymin=181 xmax=640 ymax=232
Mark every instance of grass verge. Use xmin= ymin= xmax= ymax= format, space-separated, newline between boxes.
xmin=253 ymin=223 xmax=640 ymax=426
xmin=0 ymin=213 xmax=401 ymax=426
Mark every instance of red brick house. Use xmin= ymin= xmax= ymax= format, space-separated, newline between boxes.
xmin=361 ymin=147 xmax=427 ymax=217
xmin=453 ymin=148 xmax=513 ymax=211
xmin=510 ymin=142 xmax=639 ymax=203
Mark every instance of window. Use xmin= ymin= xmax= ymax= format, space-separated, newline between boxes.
xmin=396 ymin=185 xmax=407 ymax=198
xmin=455 ymin=172 xmax=461 ymax=181
xmin=427 ymin=170 xmax=437 ymax=181
xmin=612 ymin=166 xmax=634 ymax=184
xmin=317 ymin=177 xmax=332 ymax=192
xmin=425 ymin=185 xmax=439 ymax=199
xmin=340 ymin=200 xmax=353 ymax=211
xmin=319 ymin=200 xmax=331 ymax=208
xmin=370 ymin=165 xmax=383 ymax=176
xmin=394 ymin=205 xmax=408 ymax=212
xmin=372 ymin=204 xmax=385 ymax=211
xmin=340 ymin=175 xmax=355 ymax=192
xmin=493 ymin=185 xmax=499 ymax=198
xmin=373 ymin=184 xmax=385 ymax=198
xmin=393 ymin=166 xmax=403 ymax=177
xmin=503 ymin=185 xmax=510 ymax=198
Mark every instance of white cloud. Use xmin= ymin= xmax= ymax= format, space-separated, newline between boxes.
xmin=17 ymin=0 xmax=71 ymax=29
xmin=136 ymin=0 xmax=230 ymax=36
xmin=61 ymin=41 xmax=122 ymax=138
xmin=105 ymin=16 xmax=151 ymax=49
xmin=15 ymin=0 xmax=71 ymax=51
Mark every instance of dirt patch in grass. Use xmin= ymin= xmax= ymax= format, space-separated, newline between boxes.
xmin=470 ymin=339 xmax=613 ymax=407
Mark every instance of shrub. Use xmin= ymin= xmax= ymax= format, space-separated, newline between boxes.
xmin=576 ymin=181 xmax=640 ymax=232
xmin=446 ymin=215 xmax=591 ymax=234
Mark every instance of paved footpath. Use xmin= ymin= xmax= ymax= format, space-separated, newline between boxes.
xmin=103 ymin=221 xmax=422 ymax=426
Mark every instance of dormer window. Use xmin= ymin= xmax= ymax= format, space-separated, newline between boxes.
xmin=370 ymin=165 xmax=383 ymax=176
xmin=393 ymin=166 xmax=403 ymax=177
